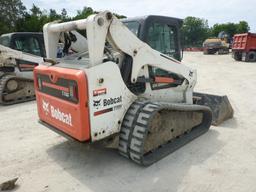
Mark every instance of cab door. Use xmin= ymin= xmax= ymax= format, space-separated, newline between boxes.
xmin=10 ymin=34 xmax=45 ymax=57
xmin=10 ymin=34 xmax=45 ymax=72
xmin=142 ymin=21 xmax=186 ymax=102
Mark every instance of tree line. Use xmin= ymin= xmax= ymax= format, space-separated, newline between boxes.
xmin=182 ymin=17 xmax=250 ymax=47
xmin=0 ymin=0 xmax=126 ymax=35
xmin=0 ymin=0 xmax=251 ymax=48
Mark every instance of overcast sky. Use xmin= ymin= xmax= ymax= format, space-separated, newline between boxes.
xmin=22 ymin=0 xmax=255 ymax=31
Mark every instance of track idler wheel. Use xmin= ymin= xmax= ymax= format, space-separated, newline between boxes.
xmin=6 ymin=79 xmax=18 ymax=91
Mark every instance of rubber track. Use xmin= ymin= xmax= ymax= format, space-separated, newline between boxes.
xmin=118 ymin=100 xmax=212 ymax=166
xmin=0 ymin=74 xmax=35 ymax=105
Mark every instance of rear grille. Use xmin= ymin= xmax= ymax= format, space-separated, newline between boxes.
xmin=37 ymin=74 xmax=78 ymax=103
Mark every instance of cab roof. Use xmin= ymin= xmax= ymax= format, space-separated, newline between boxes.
xmin=122 ymin=15 xmax=183 ymax=27
xmin=0 ymin=32 xmax=43 ymax=37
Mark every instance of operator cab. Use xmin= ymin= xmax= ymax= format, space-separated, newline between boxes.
xmin=0 ymin=32 xmax=46 ymax=57
xmin=122 ymin=15 xmax=183 ymax=61
xmin=121 ymin=16 xmax=184 ymax=94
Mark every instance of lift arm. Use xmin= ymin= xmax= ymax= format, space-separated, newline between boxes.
xmin=44 ymin=11 xmax=196 ymax=92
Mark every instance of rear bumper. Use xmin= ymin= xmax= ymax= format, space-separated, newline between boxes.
xmin=39 ymin=120 xmax=78 ymax=142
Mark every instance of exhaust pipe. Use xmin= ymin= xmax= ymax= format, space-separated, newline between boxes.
xmin=193 ymin=92 xmax=234 ymax=126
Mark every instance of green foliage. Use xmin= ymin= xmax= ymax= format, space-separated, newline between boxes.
xmin=0 ymin=3 xmax=126 ymax=35
xmin=237 ymin=21 xmax=250 ymax=33
xmin=30 ymin=4 xmax=42 ymax=16
xmin=73 ymin=7 xmax=96 ymax=20
xmin=211 ymin=21 xmax=250 ymax=37
xmin=182 ymin=16 xmax=251 ymax=47
xmin=182 ymin=16 xmax=210 ymax=47
xmin=16 ymin=5 xmax=49 ymax=32
xmin=61 ymin=8 xmax=68 ymax=20
xmin=0 ymin=0 xmax=26 ymax=33
xmin=113 ymin=13 xmax=126 ymax=19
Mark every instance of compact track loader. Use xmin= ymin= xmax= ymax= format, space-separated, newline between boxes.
xmin=34 ymin=11 xmax=233 ymax=166
xmin=0 ymin=32 xmax=88 ymax=104
xmin=0 ymin=45 xmax=44 ymax=104
xmin=0 ymin=33 xmax=45 ymax=104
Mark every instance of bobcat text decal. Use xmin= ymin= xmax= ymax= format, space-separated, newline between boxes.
xmin=93 ymin=96 xmax=122 ymax=116
xmin=42 ymin=100 xmax=72 ymax=126
xmin=103 ymin=96 xmax=122 ymax=106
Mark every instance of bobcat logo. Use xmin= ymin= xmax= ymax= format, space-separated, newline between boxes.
xmin=42 ymin=100 xmax=49 ymax=115
xmin=93 ymin=99 xmax=101 ymax=108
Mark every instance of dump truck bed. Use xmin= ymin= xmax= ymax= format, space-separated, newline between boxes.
xmin=232 ymin=33 xmax=256 ymax=52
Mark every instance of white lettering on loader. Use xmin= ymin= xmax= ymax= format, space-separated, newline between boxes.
xmin=42 ymin=100 xmax=72 ymax=126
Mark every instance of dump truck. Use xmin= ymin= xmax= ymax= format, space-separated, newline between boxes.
xmin=232 ymin=32 xmax=256 ymax=62
xmin=34 ymin=11 xmax=233 ymax=166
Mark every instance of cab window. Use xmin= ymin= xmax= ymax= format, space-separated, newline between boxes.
xmin=147 ymin=23 xmax=181 ymax=90
xmin=0 ymin=36 xmax=10 ymax=47
xmin=149 ymin=67 xmax=182 ymax=90
xmin=147 ymin=23 xmax=177 ymax=57
xmin=123 ymin=21 xmax=140 ymax=36
xmin=13 ymin=36 xmax=42 ymax=56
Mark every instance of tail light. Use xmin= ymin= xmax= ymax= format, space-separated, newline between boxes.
xmin=69 ymin=82 xmax=78 ymax=102
xmin=37 ymin=77 xmax=42 ymax=90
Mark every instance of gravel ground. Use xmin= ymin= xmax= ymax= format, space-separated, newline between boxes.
xmin=1 ymin=52 xmax=256 ymax=192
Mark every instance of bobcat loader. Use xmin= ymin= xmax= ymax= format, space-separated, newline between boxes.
xmin=0 ymin=31 xmax=87 ymax=104
xmin=34 ymin=11 xmax=233 ymax=166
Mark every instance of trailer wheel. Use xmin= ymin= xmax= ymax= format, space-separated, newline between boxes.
xmin=246 ymin=51 xmax=256 ymax=62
